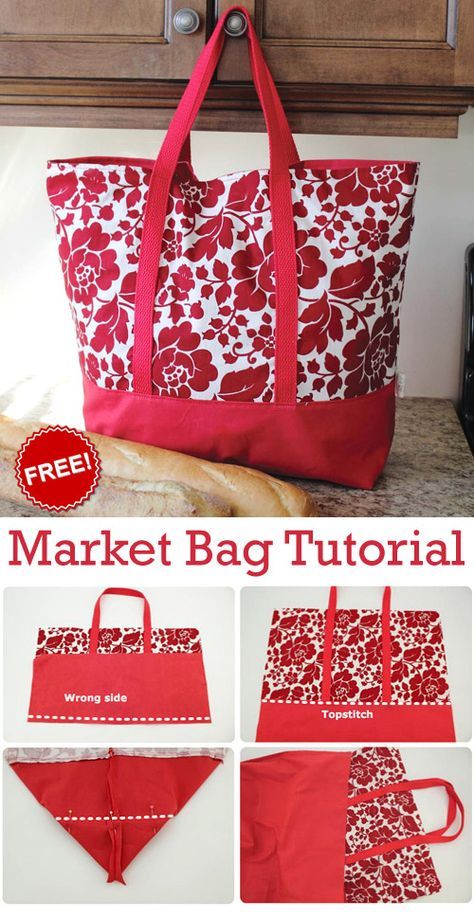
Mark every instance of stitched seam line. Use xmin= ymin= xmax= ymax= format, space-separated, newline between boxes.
xmin=261 ymin=700 xmax=450 ymax=706
xmin=28 ymin=714 xmax=211 ymax=722
xmin=55 ymin=814 xmax=174 ymax=821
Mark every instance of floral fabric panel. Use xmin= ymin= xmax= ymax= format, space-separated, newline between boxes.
xmin=390 ymin=610 xmax=450 ymax=704
xmin=345 ymin=746 xmax=441 ymax=903
xmin=47 ymin=159 xmax=418 ymax=402
xmin=36 ymin=627 xmax=201 ymax=655
xmin=260 ymin=607 xmax=450 ymax=704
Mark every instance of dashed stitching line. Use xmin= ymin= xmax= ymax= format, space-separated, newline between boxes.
xmin=261 ymin=699 xmax=450 ymax=706
xmin=55 ymin=814 xmax=175 ymax=822
xmin=28 ymin=714 xmax=211 ymax=722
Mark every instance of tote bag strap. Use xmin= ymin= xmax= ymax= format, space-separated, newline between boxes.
xmin=346 ymin=777 xmax=464 ymax=863
xmin=89 ymin=587 xmax=153 ymax=654
xmin=179 ymin=134 xmax=191 ymax=164
xmin=132 ymin=4 xmax=300 ymax=405
xmin=321 ymin=587 xmax=392 ymax=703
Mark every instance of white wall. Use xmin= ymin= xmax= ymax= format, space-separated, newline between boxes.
xmin=1 ymin=111 xmax=474 ymax=402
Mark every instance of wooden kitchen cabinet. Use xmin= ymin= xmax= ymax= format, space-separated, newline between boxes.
xmin=0 ymin=1 xmax=208 ymax=79
xmin=1 ymin=0 xmax=473 ymax=137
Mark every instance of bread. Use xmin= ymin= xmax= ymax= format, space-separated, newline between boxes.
xmin=0 ymin=420 xmax=229 ymax=517
xmin=0 ymin=415 xmax=315 ymax=517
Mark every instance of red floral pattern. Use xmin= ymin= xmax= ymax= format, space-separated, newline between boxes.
xmin=36 ymin=626 xmax=201 ymax=655
xmin=48 ymin=158 xmax=418 ymax=401
xmin=345 ymin=747 xmax=441 ymax=902
xmin=152 ymin=321 xmax=218 ymax=398
xmin=58 ymin=223 xmax=120 ymax=307
xmin=260 ymin=607 xmax=450 ymax=705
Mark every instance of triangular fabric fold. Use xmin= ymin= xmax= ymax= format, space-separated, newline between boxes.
xmin=9 ymin=748 xmax=223 ymax=884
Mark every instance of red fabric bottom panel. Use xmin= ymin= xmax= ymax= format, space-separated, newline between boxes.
xmin=256 ymin=702 xmax=456 ymax=742
xmin=11 ymin=752 xmax=221 ymax=883
xmin=28 ymin=653 xmax=211 ymax=723
xmin=83 ymin=376 xmax=395 ymax=488
xmin=241 ymin=750 xmax=352 ymax=902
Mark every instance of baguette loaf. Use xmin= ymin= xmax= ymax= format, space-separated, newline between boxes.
xmin=0 ymin=415 xmax=315 ymax=517
xmin=0 ymin=419 xmax=229 ymax=517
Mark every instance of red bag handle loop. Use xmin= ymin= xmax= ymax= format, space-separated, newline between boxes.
xmin=89 ymin=587 xmax=152 ymax=654
xmin=175 ymin=12 xmax=298 ymax=169
xmin=132 ymin=5 xmax=300 ymax=404
xmin=321 ymin=587 xmax=392 ymax=703
xmin=346 ymin=777 xmax=464 ymax=863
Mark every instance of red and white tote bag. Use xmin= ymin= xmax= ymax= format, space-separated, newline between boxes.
xmin=256 ymin=588 xmax=455 ymax=741
xmin=7 ymin=747 xmax=224 ymax=884
xmin=241 ymin=747 xmax=464 ymax=903
xmin=28 ymin=588 xmax=211 ymax=725
xmin=46 ymin=5 xmax=419 ymax=488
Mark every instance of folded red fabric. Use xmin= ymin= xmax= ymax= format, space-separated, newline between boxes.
xmin=241 ymin=747 xmax=464 ymax=903
xmin=8 ymin=747 xmax=224 ymax=884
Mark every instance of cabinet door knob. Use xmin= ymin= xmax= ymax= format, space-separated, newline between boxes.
xmin=173 ymin=8 xmax=201 ymax=34
xmin=224 ymin=11 xmax=248 ymax=37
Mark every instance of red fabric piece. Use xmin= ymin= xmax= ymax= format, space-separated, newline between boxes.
xmin=29 ymin=653 xmax=210 ymax=723
xmin=83 ymin=376 xmax=395 ymax=488
xmin=10 ymin=751 xmax=221 ymax=883
xmin=241 ymin=749 xmax=464 ymax=903
xmin=256 ymin=702 xmax=455 ymax=742
xmin=256 ymin=587 xmax=455 ymax=740
xmin=241 ymin=750 xmax=352 ymax=902
xmin=28 ymin=588 xmax=211 ymax=724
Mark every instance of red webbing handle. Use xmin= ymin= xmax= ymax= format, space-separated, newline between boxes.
xmin=346 ymin=777 xmax=464 ymax=864
xmin=89 ymin=587 xmax=152 ymax=654
xmin=320 ymin=586 xmax=338 ymax=702
xmin=380 ymin=586 xmax=392 ymax=703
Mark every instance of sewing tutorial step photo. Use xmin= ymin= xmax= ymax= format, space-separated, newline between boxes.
xmin=3 ymin=586 xmax=235 ymax=743
xmin=4 ymin=746 xmax=234 ymax=903
xmin=239 ymin=585 xmax=472 ymax=904
xmin=240 ymin=745 xmax=471 ymax=903
xmin=241 ymin=586 xmax=472 ymax=743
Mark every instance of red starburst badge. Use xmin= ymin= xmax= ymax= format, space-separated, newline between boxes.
xmin=15 ymin=426 xmax=101 ymax=512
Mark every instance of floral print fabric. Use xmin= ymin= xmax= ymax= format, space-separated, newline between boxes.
xmin=260 ymin=607 xmax=450 ymax=705
xmin=6 ymin=747 xmax=224 ymax=764
xmin=47 ymin=158 xmax=418 ymax=402
xmin=36 ymin=626 xmax=201 ymax=655
xmin=345 ymin=747 xmax=441 ymax=902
